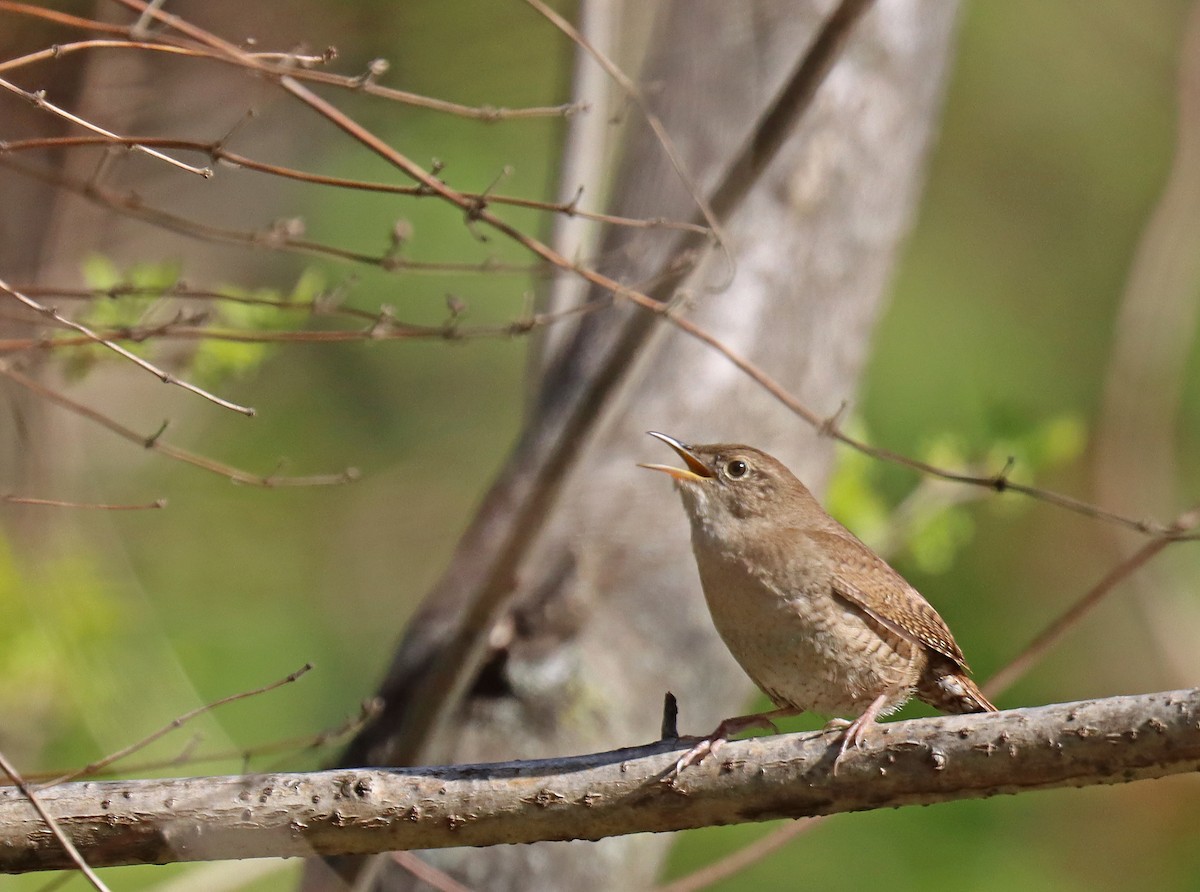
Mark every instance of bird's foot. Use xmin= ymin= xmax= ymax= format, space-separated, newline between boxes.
xmin=670 ymin=734 xmax=725 ymax=777
xmin=826 ymin=693 xmax=890 ymax=774
xmin=666 ymin=709 xmax=795 ymax=780
xmin=831 ymin=713 xmax=873 ymax=773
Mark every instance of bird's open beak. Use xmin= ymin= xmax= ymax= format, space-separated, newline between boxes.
xmin=638 ymin=431 xmax=714 ymax=482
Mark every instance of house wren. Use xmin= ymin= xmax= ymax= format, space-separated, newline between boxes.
xmin=641 ymin=431 xmax=996 ymax=771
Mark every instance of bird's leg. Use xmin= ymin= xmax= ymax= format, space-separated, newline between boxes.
xmin=671 ymin=706 xmax=800 ymax=775
xmin=829 ymin=691 xmax=891 ymax=773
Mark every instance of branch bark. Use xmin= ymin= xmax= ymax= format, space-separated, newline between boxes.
xmin=5 ymin=689 xmax=1198 ymax=874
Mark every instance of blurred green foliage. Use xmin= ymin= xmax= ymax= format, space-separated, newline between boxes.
xmin=827 ymin=413 xmax=1085 ymax=574
xmin=0 ymin=537 xmax=124 ymax=760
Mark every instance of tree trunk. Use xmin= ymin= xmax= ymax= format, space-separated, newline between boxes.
xmin=307 ymin=1 xmax=960 ymax=889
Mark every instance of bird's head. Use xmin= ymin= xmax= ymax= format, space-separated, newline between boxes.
xmin=639 ymin=431 xmax=815 ymax=541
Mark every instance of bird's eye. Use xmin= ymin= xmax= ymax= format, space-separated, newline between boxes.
xmin=725 ymin=459 xmax=748 ymax=479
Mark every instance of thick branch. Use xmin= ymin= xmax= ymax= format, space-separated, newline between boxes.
xmin=3 ymin=690 xmax=1197 ymax=873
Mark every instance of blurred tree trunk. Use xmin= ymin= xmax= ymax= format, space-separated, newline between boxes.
xmin=307 ymin=1 xmax=959 ymax=889
xmin=0 ymin=0 xmax=322 ymax=534
xmin=0 ymin=7 xmax=90 ymax=524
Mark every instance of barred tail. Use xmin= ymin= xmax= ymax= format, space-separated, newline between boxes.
xmin=918 ymin=657 xmax=997 ymax=715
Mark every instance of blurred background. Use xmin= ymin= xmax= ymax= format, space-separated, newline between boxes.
xmin=3 ymin=0 xmax=1200 ymax=889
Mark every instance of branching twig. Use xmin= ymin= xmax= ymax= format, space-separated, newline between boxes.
xmin=0 ymin=277 xmax=253 ymax=415
xmin=2 ymin=0 xmax=580 ymax=121
xmin=0 ymin=361 xmax=357 ymax=486
xmin=39 ymin=663 xmax=314 ymax=788
xmin=0 ymin=74 xmax=208 ymax=175
xmin=0 ymin=135 xmax=709 ymax=236
xmin=984 ymin=506 xmax=1200 ymax=697
xmin=0 ymin=157 xmax=544 ymax=277
xmin=13 ymin=698 xmax=383 ymax=784
xmin=0 ymin=300 xmax=605 ymax=351
xmin=522 ymin=0 xmax=729 ymax=274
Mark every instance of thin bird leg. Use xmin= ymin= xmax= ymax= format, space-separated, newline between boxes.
xmin=831 ymin=691 xmax=891 ymax=771
xmin=672 ymin=706 xmax=801 ymax=775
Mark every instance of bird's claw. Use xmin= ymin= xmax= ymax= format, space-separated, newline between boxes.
xmin=666 ymin=708 xmax=800 ymax=782
xmin=665 ymin=734 xmax=726 ymax=781
xmin=830 ymin=714 xmax=872 ymax=774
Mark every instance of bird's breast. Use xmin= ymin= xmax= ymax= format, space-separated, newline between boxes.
xmin=690 ymin=539 xmax=923 ymax=717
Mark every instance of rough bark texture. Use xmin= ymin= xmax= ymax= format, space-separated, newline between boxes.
xmin=312 ymin=2 xmax=962 ymax=890
xmin=6 ymin=689 xmax=1199 ymax=873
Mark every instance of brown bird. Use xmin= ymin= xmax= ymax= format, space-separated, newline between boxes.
xmin=641 ymin=431 xmax=996 ymax=772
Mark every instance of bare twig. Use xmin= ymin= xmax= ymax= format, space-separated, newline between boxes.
xmin=0 ymin=294 xmax=606 ymax=351
xmin=0 ymin=39 xmax=218 ymax=75
xmin=0 ymin=136 xmax=709 ymax=236
xmin=0 ymin=361 xmax=357 ymax=486
xmin=99 ymin=0 xmax=582 ymax=121
xmin=984 ymin=507 xmax=1200 ymax=698
xmin=0 ymin=156 xmax=545 ymax=277
xmin=390 ymin=852 xmax=474 ymax=892
xmin=11 ymin=699 xmax=383 ymax=785
xmin=0 ymin=74 xmax=209 ymax=176
xmin=0 ymin=277 xmax=253 ymax=415
xmin=1 ymin=494 xmax=166 ymax=509
xmin=0 ymin=0 xmax=130 ymax=36
xmin=0 ymin=748 xmax=110 ymax=891
xmin=522 ymin=0 xmax=729 ymax=271
xmin=657 ymin=819 xmax=817 ymax=892
xmin=40 ymin=663 xmax=314 ymax=788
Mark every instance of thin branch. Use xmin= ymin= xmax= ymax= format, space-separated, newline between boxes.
xmin=100 ymin=0 xmax=582 ymax=121
xmin=0 ymin=157 xmax=544 ymax=277
xmin=0 ymin=316 xmax=581 ymax=349
xmin=0 ymin=748 xmax=110 ymax=891
xmin=2 ymin=690 xmax=1198 ymax=873
xmin=522 ymin=0 xmax=730 ymax=274
xmin=984 ymin=506 xmax=1200 ymax=697
xmin=0 ymin=276 xmax=254 ymax=415
xmin=0 ymin=362 xmax=357 ymax=486
xmin=0 ymin=135 xmax=709 ymax=236
xmin=40 ymin=663 xmax=314 ymax=788
xmin=390 ymin=852 xmax=474 ymax=892
xmin=0 ymin=74 xmax=210 ymax=176
xmin=1 ymin=494 xmax=166 ymax=509
xmin=0 ymin=282 xmax=384 ymax=326
xmin=0 ymin=0 xmax=130 ymax=36
xmin=657 ymin=819 xmax=817 ymax=892
xmin=0 ymin=293 xmax=606 ymax=351
xmin=11 ymin=699 xmax=383 ymax=785
xmin=0 ymin=37 xmax=329 ymax=79
xmin=0 ymin=39 xmax=214 ymax=75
